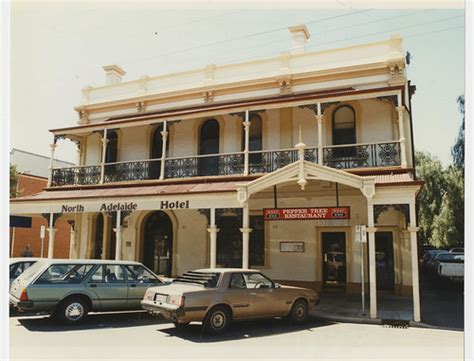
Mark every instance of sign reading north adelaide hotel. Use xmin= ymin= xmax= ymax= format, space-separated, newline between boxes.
xmin=264 ymin=207 xmax=350 ymax=221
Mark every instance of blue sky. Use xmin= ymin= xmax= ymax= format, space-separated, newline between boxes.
xmin=10 ymin=3 xmax=465 ymax=166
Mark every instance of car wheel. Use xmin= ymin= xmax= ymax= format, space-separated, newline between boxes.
xmin=290 ymin=299 xmax=308 ymax=324
xmin=56 ymin=297 xmax=89 ymax=324
xmin=204 ymin=306 xmax=231 ymax=335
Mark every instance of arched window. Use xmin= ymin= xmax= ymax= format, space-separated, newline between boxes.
xmin=199 ymin=119 xmax=220 ymax=175
xmin=332 ymin=106 xmax=356 ymax=145
xmin=105 ymin=130 xmax=118 ymax=163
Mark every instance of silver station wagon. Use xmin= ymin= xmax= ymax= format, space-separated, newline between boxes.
xmin=10 ymin=259 xmax=165 ymax=324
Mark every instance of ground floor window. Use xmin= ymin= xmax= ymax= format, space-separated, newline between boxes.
xmin=217 ymin=214 xmax=264 ymax=267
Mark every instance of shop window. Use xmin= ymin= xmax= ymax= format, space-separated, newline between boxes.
xmin=199 ymin=119 xmax=220 ymax=175
xmin=217 ymin=214 xmax=264 ymax=267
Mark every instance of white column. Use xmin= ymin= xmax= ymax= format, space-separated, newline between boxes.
xmin=114 ymin=211 xmax=122 ymax=260
xmin=316 ymin=102 xmax=323 ymax=165
xmin=408 ymin=202 xmax=421 ymax=322
xmin=240 ymin=203 xmax=252 ymax=269
xmin=100 ymin=128 xmax=108 ymax=184
xmin=47 ymin=142 xmax=58 ymax=187
xmin=243 ymin=110 xmax=250 ymax=176
xmin=207 ymin=208 xmax=219 ymax=268
xmin=159 ymin=121 xmax=168 ymax=180
xmin=69 ymin=224 xmax=76 ymax=259
xmin=366 ymin=198 xmax=377 ymax=319
xmin=396 ymin=105 xmax=408 ymax=168
xmin=47 ymin=213 xmax=56 ymax=258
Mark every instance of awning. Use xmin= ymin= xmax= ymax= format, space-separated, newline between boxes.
xmin=10 ymin=172 xmax=423 ymax=215
xmin=10 ymin=181 xmax=241 ymax=215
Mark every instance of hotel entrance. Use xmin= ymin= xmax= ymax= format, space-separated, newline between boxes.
xmin=321 ymin=231 xmax=347 ymax=290
xmin=142 ymin=211 xmax=173 ymax=277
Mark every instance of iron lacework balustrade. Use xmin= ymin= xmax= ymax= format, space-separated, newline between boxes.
xmin=323 ymin=141 xmax=400 ymax=169
xmin=51 ymin=165 xmax=101 ymax=186
xmin=248 ymin=147 xmax=317 ymax=174
xmin=50 ymin=141 xmax=401 ymax=186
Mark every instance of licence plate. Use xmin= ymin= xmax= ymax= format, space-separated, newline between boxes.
xmin=154 ymin=293 xmax=167 ymax=302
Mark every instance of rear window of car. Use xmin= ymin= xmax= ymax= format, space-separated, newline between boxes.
xmin=173 ymin=271 xmax=220 ymax=288
xmin=35 ymin=264 xmax=95 ymax=284
xmin=19 ymin=260 xmax=47 ymax=281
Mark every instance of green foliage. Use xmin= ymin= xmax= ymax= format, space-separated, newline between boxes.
xmin=10 ymin=164 xmax=18 ymax=198
xmin=431 ymin=166 xmax=464 ymax=247
xmin=415 ymin=152 xmax=445 ymax=244
xmin=452 ymin=95 xmax=464 ymax=169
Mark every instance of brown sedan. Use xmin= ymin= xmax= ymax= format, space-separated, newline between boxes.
xmin=141 ymin=268 xmax=319 ymax=334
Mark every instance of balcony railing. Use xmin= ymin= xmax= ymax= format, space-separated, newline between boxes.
xmin=50 ymin=141 xmax=401 ymax=187
xmin=323 ymin=141 xmax=400 ymax=169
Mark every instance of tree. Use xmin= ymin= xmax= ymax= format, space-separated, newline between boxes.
xmin=415 ymin=152 xmax=445 ymax=245
xmin=10 ymin=164 xmax=19 ymax=198
xmin=452 ymin=95 xmax=464 ymax=170
xmin=431 ymin=165 xmax=464 ymax=247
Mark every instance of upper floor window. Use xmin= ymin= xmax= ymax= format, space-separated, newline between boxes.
xmin=105 ymin=130 xmax=118 ymax=163
xmin=242 ymin=114 xmax=263 ymax=151
xmin=332 ymin=106 xmax=356 ymax=145
xmin=199 ymin=119 xmax=220 ymax=175
xmin=150 ymin=125 xmax=164 ymax=159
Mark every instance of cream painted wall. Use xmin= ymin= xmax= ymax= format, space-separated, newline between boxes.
xmin=120 ymin=125 xmax=149 ymax=161
xmin=292 ymin=107 xmax=317 ymax=148
xmin=84 ymin=133 xmax=101 ymax=165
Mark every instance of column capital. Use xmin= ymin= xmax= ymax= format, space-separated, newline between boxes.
xmin=407 ymin=226 xmax=419 ymax=232
xmin=242 ymin=120 xmax=251 ymax=128
xmin=160 ymin=130 xmax=168 ymax=138
xmin=50 ymin=143 xmax=58 ymax=150
xmin=366 ymin=227 xmax=378 ymax=233
xmin=207 ymin=227 xmax=220 ymax=233
xmin=396 ymin=105 xmax=405 ymax=112
xmin=239 ymin=227 xmax=253 ymax=234
xmin=316 ymin=114 xmax=323 ymax=123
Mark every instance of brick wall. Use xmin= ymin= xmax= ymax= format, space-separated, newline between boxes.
xmin=10 ymin=174 xmax=71 ymax=258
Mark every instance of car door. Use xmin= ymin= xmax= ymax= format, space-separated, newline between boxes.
xmin=85 ymin=264 xmax=129 ymax=311
xmin=124 ymin=265 xmax=163 ymax=309
xmin=225 ymin=273 xmax=250 ymax=320
xmin=243 ymin=272 xmax=282 ymax=318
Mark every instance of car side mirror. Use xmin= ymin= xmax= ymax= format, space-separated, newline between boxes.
xmin=274 ymin=283 xmax=281 ymax=289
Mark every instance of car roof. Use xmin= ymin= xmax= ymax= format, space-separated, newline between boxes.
xmin=32 ymin=258 xmax=144 ymax=265
xmin=10 ymin=257 xmax=41 ymax=264
xmin=192 ymin=268 xmax=260 ymax=273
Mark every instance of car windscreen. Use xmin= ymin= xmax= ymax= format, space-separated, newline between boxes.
xmin=437 ymin=254 xmax=464 ymax=263
xmin=173 ymin=271 xmax=220 ymax=288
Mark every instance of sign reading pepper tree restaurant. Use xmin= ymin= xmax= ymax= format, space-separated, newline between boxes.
xmin=263 ymin=207 xmax=350 ymax=221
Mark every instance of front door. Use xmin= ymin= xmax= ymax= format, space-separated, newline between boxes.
xmin=375 ymin=232 xmax=395 ymax=291
xmin=322 ymin=232 xmax=347 ymax=289
xmin=143 ymin=211 xmax=173 ymax=277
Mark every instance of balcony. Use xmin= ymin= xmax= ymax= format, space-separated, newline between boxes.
xmin=50 ymin=141 xmax=400 ymax=187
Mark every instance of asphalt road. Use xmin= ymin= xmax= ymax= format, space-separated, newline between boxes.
xmin=419 ymin=270 xmax=464 ymax=329
xmin=9 ymin=312 xmax=463 ymax=361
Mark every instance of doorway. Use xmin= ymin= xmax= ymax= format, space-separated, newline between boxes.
xmin=321 ymin=232 xmax=347 ymax=289
xmin=142 ymin=211 xmax=173 ymax=277
xmin=374 ymin=232 xmax=395 ymax=291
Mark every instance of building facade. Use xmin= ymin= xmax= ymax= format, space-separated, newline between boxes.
xmin=10 ymin=28 xmax=423 ymax=321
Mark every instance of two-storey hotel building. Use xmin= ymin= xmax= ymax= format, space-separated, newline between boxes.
xmin=10 ymin=27 xmax=423 ymax=321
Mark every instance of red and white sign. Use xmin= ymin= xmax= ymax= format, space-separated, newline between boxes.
xmin=264 ymin=207 xmax=350 ymax=221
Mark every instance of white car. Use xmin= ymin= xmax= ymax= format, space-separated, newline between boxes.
xmin=9 ymin=258 xmax=40 ymax=286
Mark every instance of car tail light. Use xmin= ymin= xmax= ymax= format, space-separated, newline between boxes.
xmin=20 ymin=288 xmax=28 ymax=302
xmin=167 ymin=294 xmax=184 ymax=307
